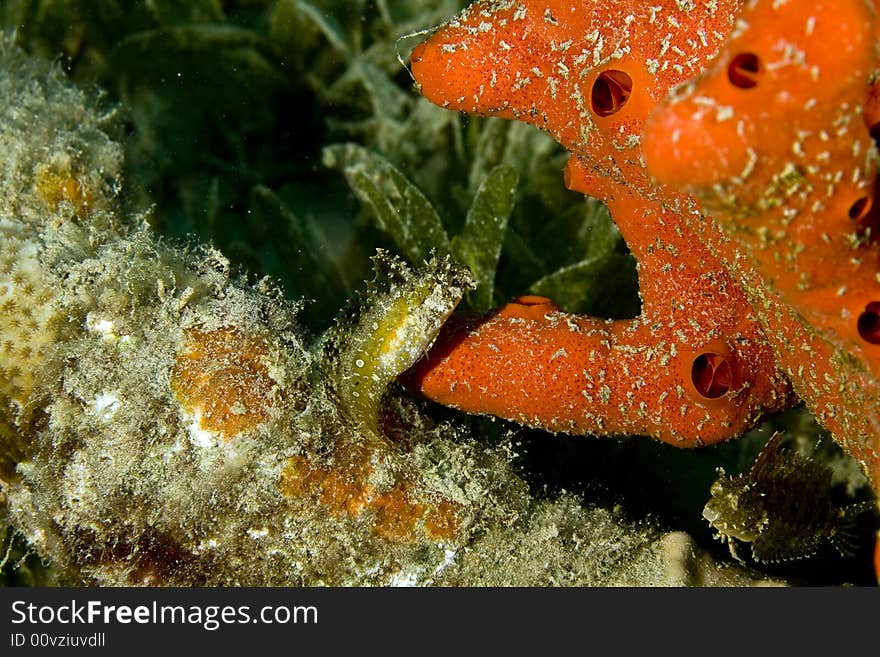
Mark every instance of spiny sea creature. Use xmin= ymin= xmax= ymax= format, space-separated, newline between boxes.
xmin=703 ymin=433 xmax=876 ymax=564
xmin=322 ymin=250 xmax=474 ymax=439
xmin=281 ymin=251 xmax=474 ymax=543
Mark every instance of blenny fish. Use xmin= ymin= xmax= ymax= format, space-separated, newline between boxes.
xmin=704 ymin=433 xmax=877 ymax=565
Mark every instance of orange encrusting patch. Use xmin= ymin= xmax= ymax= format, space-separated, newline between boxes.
xmin=34 ymin=166 xmax=95 ymax=219
xmin=279 ymin=445 xmax=461 ymax=542
xmin=170 ymin=327 xmax=279 ymax=438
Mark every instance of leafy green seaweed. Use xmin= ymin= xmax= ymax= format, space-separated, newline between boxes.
xmin=323 ymin=143 xmax=449 ymax=265
xmin=3 ymin=0 xmax=638 ymax=328
xmin=451 ymin=164 xmax=517 ymax=310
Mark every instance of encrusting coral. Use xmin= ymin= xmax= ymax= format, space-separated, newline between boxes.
xmin=0 ymin=36 xmax=792 ymax=586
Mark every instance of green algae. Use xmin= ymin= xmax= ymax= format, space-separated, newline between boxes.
xmin=323 ymin=144 xmax=451 ymax=265
xmin=2 ymin=0 xmax=638 ymax=328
